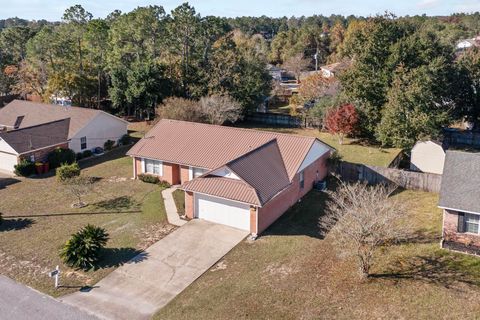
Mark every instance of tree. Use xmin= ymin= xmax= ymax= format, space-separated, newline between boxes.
xmin=455 ymin=47 xmax=480 ymax=128
xmin=199 ymin=94 xmax=242 ymax=125
xmin=298 ymin=72 xmax=332 ymax=103
xmin=324 ymin=104 xmax=359 ymax=144
xmin=282 ymin=52 xmax=310 ymax=81
xmin=319 ymin=181 xmax=407 ymax=279
xmin=377 ymin=62 xmax=453 ymax=149
xmin=156 ymin=97 xmax=203 ymax=122
xmin=64 ymin=176 xmax=94 ymax=208
xmin=60 ymin=224 xmax=109 ymax=270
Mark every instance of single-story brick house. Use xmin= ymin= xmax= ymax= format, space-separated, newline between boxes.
xmin=0 ymin=100 xmax=128 ymax=156
xmin=439 ymin=150 xmax=480 ymax=254
xmin=127 ymin=119 xmax=334 ymax=235
xmin=0 ymin=119 xmax=69 ymax=173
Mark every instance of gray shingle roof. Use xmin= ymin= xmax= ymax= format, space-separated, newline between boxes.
xmin=0 ymin=119 xmax=70 ymax=154
xmin=438 ymin=150 xmax=480 ymax=213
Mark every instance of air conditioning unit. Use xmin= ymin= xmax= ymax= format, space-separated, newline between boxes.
xmin=314 ymin=180 xmax=327 ymax=191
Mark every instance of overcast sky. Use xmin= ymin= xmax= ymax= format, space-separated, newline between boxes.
xmin=0 ymin=0 xmax=479 ymax=20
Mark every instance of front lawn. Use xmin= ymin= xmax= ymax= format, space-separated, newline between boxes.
xmin=237 ymin=124 xmax=401 ymax=167
xmin=156 ymin=189 xmax=480 ymax=319
xmin=0 ymin=147 xmax=172 ymax=297
xmin=172 ymin=189 xmax=185 ymax=216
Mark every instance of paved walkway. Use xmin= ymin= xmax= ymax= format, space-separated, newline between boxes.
xmin=61 ymin=219 xmax=248 ymax=320
xmin=0 ymin=275 xmax=97 ymax=320
xmin=162 ymin=186 xmax=187 ymax=226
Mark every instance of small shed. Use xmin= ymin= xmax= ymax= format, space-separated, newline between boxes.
xmin=410 ymin=140 xmax=445 ymax=175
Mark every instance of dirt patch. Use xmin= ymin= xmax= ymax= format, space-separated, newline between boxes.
xmin=136 ymin=223 xmax=177 ymax=250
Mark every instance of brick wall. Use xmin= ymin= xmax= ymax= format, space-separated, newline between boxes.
xmin=20 ymin=143 xmax=68 ymax=163
xmin=257 ymin=153 xmax=329 ymax=234
xmin=443 ymin=209 xmax=480 ymax=251
xmin=180 ymin=165 xmax=190 ymax=184
xmin=185 ymin=191 xmax=194 ymax=219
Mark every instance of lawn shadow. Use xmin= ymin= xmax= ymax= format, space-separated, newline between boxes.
xmin=78 ymin=146 xmax=130 ymax=171
xmin=371 ymin=253 xmax=480 ymax=289
xmin=395 ymin=229 xmax=442 ymax=245
xmin=0 ymin=177 xmax=21 ymax=189
xmin=262 ymin=189 xmax=332 ymax=239
xmin=97 ymin=247 xmax=148 ymax=269
xmin=93 ymin=196 xmax=139 ymax=211
xmin=0 ymin=218 xmax=34 ymax=231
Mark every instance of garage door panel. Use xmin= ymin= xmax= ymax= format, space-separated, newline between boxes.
xmin=0 ymin=152 xmax=17 ymax=173
xmin=196 ymin=194 xmax=251 ymax=231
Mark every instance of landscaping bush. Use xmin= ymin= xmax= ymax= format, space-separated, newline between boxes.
xmin=48 ymin=148 xmax=76 ymax=169
xmin=138 ymin=173 xmax=160 ymax=184
xmin=119 ymin=134 xmax=131 ymax=146
xmin=76 ymin=152 xmax=83 ymax=160
xmin=60 ymin=224 xmax=109 ymax=270
xmin=104 ymin=140 xmax=115 ymax=151
xmin=14 ymin=159 xmax=35 ymax=177
xmin=56 ymin=162 xmax=81 ymax=182
xmin=82 ymin=150 xmax=93 ymax=158
xmin=159 ymin=181 xmax=171 ymax=188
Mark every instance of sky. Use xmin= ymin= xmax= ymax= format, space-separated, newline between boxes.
xmin=0 ymin=0 xmax=479 ymax=21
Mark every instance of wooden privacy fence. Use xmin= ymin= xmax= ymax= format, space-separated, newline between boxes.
xmin=443 ymin=129 xmax=480 ymax=149
xmin=245 ymin=112 xmax=302 ymax=127
xmin=337 ymin=162 xmax=442 ymax=193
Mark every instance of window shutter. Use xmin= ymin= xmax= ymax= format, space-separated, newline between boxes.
xmin=457 ymin=212 xmax=465 ymax=233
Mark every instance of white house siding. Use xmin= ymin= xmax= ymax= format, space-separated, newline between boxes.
xmin=410 ymin=141 xmax=445 ymax=175
xmin=68 ymin=112 xmax=128 ymax=153
xmin=297 ymin=140 xmax=331 ymax=173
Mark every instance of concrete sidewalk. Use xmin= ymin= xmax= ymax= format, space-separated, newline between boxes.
xmin=162 ymin=186 xmax=187 ymax=226
xmin=61 ymin=220 xmax=247 ymax=320
xmin=0 ymin=275 xmax=97 ymax=320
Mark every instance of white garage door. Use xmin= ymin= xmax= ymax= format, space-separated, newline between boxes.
xmin=195 ymin=194 xmax=251 ymax=231
xmin=0 ymin=152 xmax=17 ymax=173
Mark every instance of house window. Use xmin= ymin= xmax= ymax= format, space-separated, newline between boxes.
xmin=300 ymin=171 xmax=305 ymax=189
xmin=192 ymin=167 xmax=207 ymax=178
xmin=144 ymin=159 xmax=162 ymax=175
xmin=80 ymin=137 xmax=87 ymax=150
xmin=465 ymin=213 xmax=480 ymax=234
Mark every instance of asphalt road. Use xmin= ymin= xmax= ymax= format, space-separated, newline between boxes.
xmin=0 ymin=275 xmax=97 ymax=320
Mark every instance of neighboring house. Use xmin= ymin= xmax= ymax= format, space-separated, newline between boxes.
xmin=127 ymin=119 xmax=334 ymax=235
xmin=456 ymin=37 xmax=480 ymax=51
xmin=439 ymin=151 xmax=480 ymax=255
xmin=320 ymin=61 xmax=350 ymax=78
xmin=0 ymin=119 xmax=69 ymax=173
xmin=0 ymin=100 xmax=128 ymax=154
xmin=410 ymin=140 xmax=446 ymax=175
xmin=267 ymin=64 xmax=285 ymax=81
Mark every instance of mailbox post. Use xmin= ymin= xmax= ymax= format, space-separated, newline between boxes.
xmin=48 ymin=265 xmax=60 ymax=288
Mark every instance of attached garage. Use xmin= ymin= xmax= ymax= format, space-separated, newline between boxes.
xmin=195 ymin=193 xmax=251 ymax=231
xmin=0 ymin=152 xmax=17 ymax=173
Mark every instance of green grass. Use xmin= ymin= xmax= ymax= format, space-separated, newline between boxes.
xmin=155 ymin=189 xmax=480 ymax=319
xmin=237 ymin=124 xmax=401 ymax=167
xmin=172 ymin=189 xmax=185 ymax=216
xmin=0 ymin=147 xmax=171 ymax=297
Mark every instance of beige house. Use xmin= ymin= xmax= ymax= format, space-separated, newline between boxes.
xmin=0 ymin=100 xmax=128 ymax=154
xmin=410 ymin=140 xmax=445 ymax=175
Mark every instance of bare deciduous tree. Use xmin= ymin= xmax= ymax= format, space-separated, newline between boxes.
xmin=156 ymin=97 xmax=203 ymax=123
xmin=319 ymin=180 xmax=407 ymax=279
xmin=199 ymin=94 xmax=242 ymax=125
xmin=65 ymin=176 xmax=94 ymax=208
xmin=282 ymin=53 xmax=311 ymax=82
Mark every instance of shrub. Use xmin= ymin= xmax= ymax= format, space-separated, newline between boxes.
xmin=158 ymin=181 xmax=171 ymax=188
xmin=104 ymin=140 xmax=115 ymax=151
xmin=14 ymin=159 xmax=35 ymax=177
xmin=119 ymin=134 xmax=131 ymax=146
xmin=138 ymin=174 xmax=160 ymax=184
xmin=48 ymin=148 xmax=76 ymax=169
xmin=60 ymin=224 xmax=109 ymax=270
xmin=82 ymin=150 xmax=93 ymax=158
xmin=76 ymin=152 xmax=83 ymax=160
xmin=56 ymin=162 xmax=81 ymax=182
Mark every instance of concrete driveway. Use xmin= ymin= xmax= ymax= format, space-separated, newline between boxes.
xmin=61 ymin=220 xmax=248 ymax=320
xmin=0 ymin=275 xmax=96 ymax=320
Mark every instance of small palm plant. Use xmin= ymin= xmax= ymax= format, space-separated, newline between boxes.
xmin=60 ymin=224 xmax=109 ymax=270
